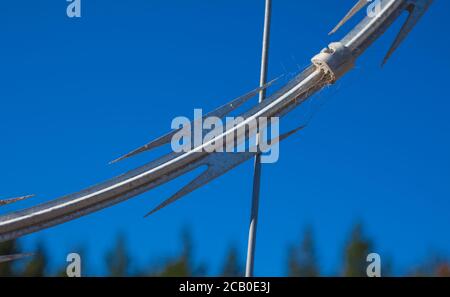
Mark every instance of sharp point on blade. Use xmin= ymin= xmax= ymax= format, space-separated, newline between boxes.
xmin=109 ymin=78 xmax=281 ymax=165
xmin=329 ymin=0 xmax=370 ymax=35
xmin=143 ymin=151 xmax=257 ymax=218
xmin=143 ymin=165 xmax=214 ymax=218
xmin=109 ymin=147 xmax=147 ymax=164
xmin=143 ymin=124 xmax=307 ymax=218
xmin=0 ymin=253 xmax=34 ymax=264
xmin=381 ymin=0 xmax=433 ymax=66
xmin=280 ymin=125 xmax=306 ymax=141
xmin=0 ymin=194 xmax=35 ymax=206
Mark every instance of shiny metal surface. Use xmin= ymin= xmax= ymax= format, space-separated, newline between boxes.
xmin=0 ymin=0 xmax=433 ymax=244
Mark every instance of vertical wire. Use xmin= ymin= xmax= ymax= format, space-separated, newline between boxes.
xmin=245 ymin=0 xmax=272 ymax=277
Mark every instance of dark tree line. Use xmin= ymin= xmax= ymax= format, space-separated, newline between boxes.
xmin=0 ymin=223 xmax=448 ymax=277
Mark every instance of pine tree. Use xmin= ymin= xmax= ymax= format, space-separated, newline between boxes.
xmin=221 ymin=246 xmax=243 ymax=277
xmin=343 ymin=223 xmax=373 ymax=277
xmin=0 ymin=240 xmax=20 ymax=277
xmin=105 ymin=234 xmax=130 ymax=277
xmin=287 ymin=226 xmax=319 ymax=277
xmin=155 ymin=229 xmax=206 ymax=277
xmin=410 ymin=255 xmax=450 ymax=276
xmin=21 ymin=242 xmax=47 ymax=277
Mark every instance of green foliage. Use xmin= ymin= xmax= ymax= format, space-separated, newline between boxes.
xmin=153 ymin=229 xmax=206 ymax=277
xmin=22 ymin=242 xmax=47 ymax=277
xmin=410 ymin=255 xmax=450 ymax=277
xmin=105 ymin=234 xmax=130 ymax=277
xmin=1 ymin=223 xmax=449 ymax=277
xmin=342 ymin=223 xmax=373 ymax=277
xmin=288 ymin=226 xmax=320 ymax=277
xmin=221 ymin=246 xmax=243 ymax=277
xmin=0 ymin=240 xmax=20 ymax=277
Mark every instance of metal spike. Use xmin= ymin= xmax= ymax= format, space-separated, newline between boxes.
xmin=0 ymin=195 xmax=35 ymax=207
xmin=382 ymin=0 xmax=433 ymax=65
xmin=144 ymin=125 xmax=305 ymax=217
xmin=109 ymin=78 xmax=279 ymax=164
xmin=0 ymin=253 xmax=34 ymax=264
xmin=329 ymin=0 xmax=370 ymax=35
xmin=0 ymin=0 xmax=434 ymax=244
xmin=144 ymin=152 xmax=255 ymax=217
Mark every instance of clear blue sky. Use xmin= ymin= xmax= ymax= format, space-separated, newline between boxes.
xmin=1 ymin=0 xmax=449 ymax=276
